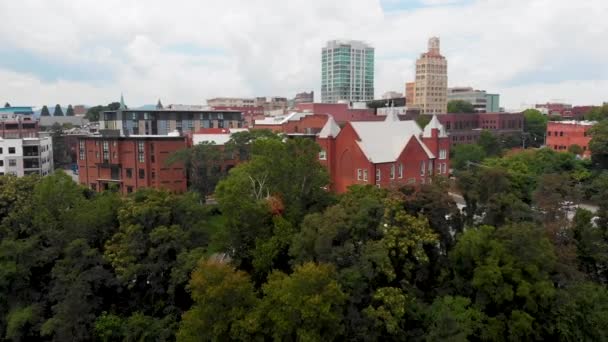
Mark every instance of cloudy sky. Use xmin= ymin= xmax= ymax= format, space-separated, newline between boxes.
xmin=1 ymin=0 xmax=606 ymax=110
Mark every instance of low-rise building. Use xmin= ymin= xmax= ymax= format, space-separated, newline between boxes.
xmin=293 ymin=103 xmax=377 ymax=124
xmin=317 ymin=114 xmax=450 ymax=193
xmin=253 ymin=112 xmax=329 ymax=136
xmin=0 ymin=134 xmax=53 ymax=177
xmin=546 ymin=120 xmax=595 ymax=156
xmin=77 ymin=132 xmax=188 ymax=194
xmin=448 ymin=87 xmax=500 ymax=113
xmin=100 ymin=107 xmax=244 ymax=136
xmin=432 ymin=112 xmax=524 ymax=146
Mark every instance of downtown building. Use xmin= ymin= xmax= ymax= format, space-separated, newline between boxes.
xmin=407 ymin=37 xmax=448 ymax=115
xmin=321 ymin=40 xmax=375 ymax=103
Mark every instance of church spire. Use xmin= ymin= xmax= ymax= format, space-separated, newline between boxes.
xmin=156 ymin=99 xmax=163 ymax=109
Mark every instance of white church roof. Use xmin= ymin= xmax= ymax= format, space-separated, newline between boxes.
xmin=318 ymin=115 xmax=341 ymax=138
xmin=422 ymin=115 xmax=447 ymax=138
xmin=349 ymin=114 xmax=435 ymax=163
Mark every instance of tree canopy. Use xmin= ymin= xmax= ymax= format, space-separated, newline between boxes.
xmin=53 ymin=104 xmax=63 ymax=116
xmin=523 ymin=108 xmax=548 ymax=147
xmin=1 ymin=138 xmax=607 ymax=341
xmin=447 ymin=100 xmax=475 ymax=113
xmin=40 ymin=105 xmax=50 ymax=117
xmin=65 ymin=104 xmax=75 ymax=116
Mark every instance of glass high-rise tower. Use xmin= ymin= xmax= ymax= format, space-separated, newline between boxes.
xmin=321 ymin=40 xmax=374 ymax=103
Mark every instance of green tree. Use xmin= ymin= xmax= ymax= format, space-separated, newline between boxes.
xmin=53 ymin=104 xmax=63 ymax=116
xmin=584 ymin=104 xmax=608 ymax=121
xmin=103 ymin=190 xmax=210 ymax=325
xmin=215 ymin=137 xmax=331 ymax=265
xmin=523 ymin=109 xmax=548 ymax=147
xmin=416 ymin=115 xmax=432 ymax=129
xmin=447 ymin=100 xmax=475 ymax=113
xmin=572 ymin=208 xmax=608 ymax=283
xmin=252 ymin=262 xmax=347 ymax=341
xmin=177 ymin=259 xmax=258 ymax=342
xmin=551 ymin=282 xmax=608 ymax=340
xmin=589 ymin=120 xmax=608 ymax=168
xmin=65 ymin=104 xmax=75 ymax=116
xmin=568 ymin=144 xmax=584 ymax=155
xmin=85 ymin=105 xmax=104 ymax=121
xmin=425 ymin=296 xmax=484 ymax=341
xmin=40 ymin=105 xmax=50 ymax=117
xmin=451 ymin=144 xmax=486 ymax=170
xmin=450 ymin=224 xmax=558 ymax=340
xmin=167 ymin=142 xmax=224 ymax=201
xmin=40 ymin=239 xmax=114 ymax=341
xmin=478 ymin=130 xmax=502 ymax=157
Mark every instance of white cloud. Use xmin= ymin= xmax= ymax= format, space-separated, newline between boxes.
xmin=0 ymin=0 xmax=606 ymax=108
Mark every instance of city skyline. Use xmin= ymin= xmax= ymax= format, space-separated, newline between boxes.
xmin=0 ymin=0 xmax=606 ymax=109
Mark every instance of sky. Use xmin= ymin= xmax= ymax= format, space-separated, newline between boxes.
xmin=0 ymin=0 xmax=607 ymax=110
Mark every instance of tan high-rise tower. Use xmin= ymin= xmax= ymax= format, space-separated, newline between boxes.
xmin=413 ymin=37 xmax=447 ymax=114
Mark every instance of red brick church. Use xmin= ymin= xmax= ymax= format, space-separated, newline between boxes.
xmin=317 ymin=113 xmax=450 ymax=193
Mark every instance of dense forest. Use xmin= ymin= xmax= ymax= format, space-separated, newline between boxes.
xmin=1 ymin=131 xmax=608 ymax=341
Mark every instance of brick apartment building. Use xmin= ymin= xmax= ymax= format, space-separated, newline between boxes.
xmin=431 ymin=112 xmax=524 ymax=146
xmin=77 ymin=133 xmax=188 ymax=194
xmin=317 ymin=114 xmax=450 ymax=193
xmin=546 ymin=120 xmax=595 ymax=156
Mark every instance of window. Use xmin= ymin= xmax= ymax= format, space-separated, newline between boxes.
xmin=420 ymin=161 xmax=426 ymax=176
xmin=319 ymin=150 xmax=327 ymax=160
xmin=79 ymin=142 xmax=85 ymax=160
xmin=126 ymin=168 xmax=133 ymax=179
xmin=151 ymin=171 xmax=156 ymax=180
xmin=8 ymin=147 xmax=15 ymax=154
xmin=139 ymin=169 xmax=145 ymax=179
xmin=127 ymin=186 xmax=133 ymax=194
xmin=398 ymin=163 xmax=403 ymax=178
xmin=560 ymin=131 xmax=564 ymax=136
xmin=547 ymin=131 xmax=551 ymax=136
xmin=138 ymin=141 xmax=145 ymax=163
xmin=0 ymin=160 xmax=3 ymax=166
xmin=363 ymin=169 xmax=368 ymax=181
xmin=390 ymin=164 xmax=395 ymax=179
xmin=357 ymin=169 xmax=363 ymax=180
xmin=428 ymin=161 xmax=433 ymax=174
xmin=0 ymin=147 xmax=3 ymax=154
xmin=376 ymin=169 xmax=381 ymax=182
xmin=103 ymin=141 xmax=109 ymax=162
xmin=439 ymin=149 xmax=447 ymax=160
xmin=9 ymin=159 xmax=16 ymax=167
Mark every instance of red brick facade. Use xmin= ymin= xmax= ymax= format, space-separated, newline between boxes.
xmin=546 ymin=121 xmax=594 ymax=156
xmin=77 ymin=136 xmax=188 ymax=194
xmin=317 ymin=116 xmax=450 ymax=193
xmin=253 ymin=113 xmax=330 ymax=135
xmin=295 ymin=103 xmax=377 ymax=124
xmin=433 ymin=112 xmax=523 ymax=146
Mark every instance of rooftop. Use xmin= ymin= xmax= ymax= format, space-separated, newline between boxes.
xmin=349 ymin=113 xmax=434 ymax=163
xmin=548 ymin=120 xmax=596 ymax=126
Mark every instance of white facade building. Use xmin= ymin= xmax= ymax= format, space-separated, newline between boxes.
xmin=0 ymin=135 xmax=53 ymax=177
